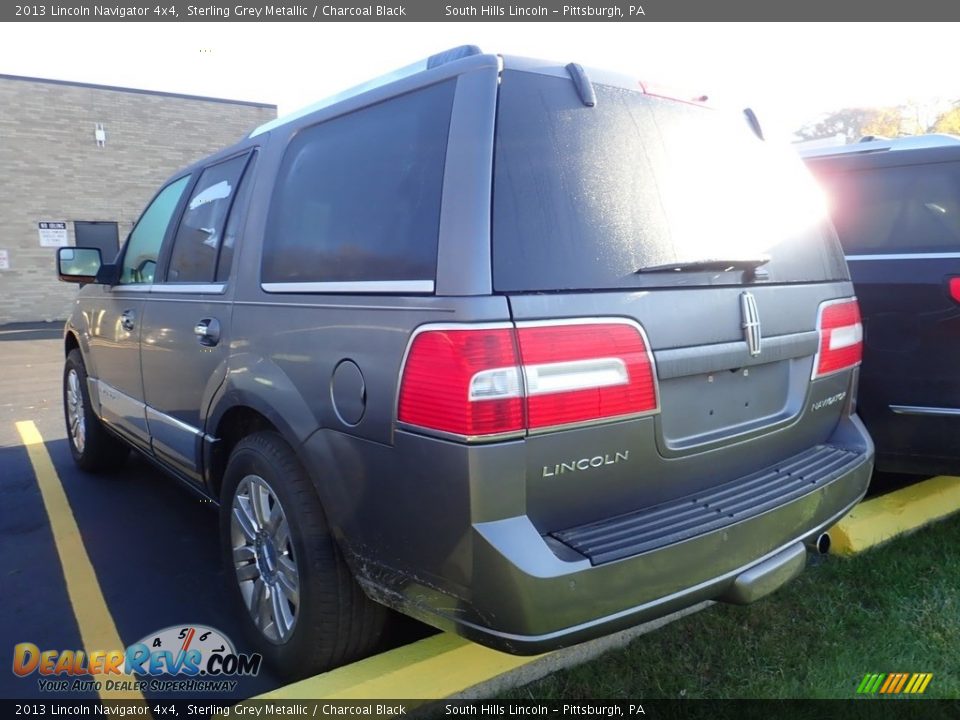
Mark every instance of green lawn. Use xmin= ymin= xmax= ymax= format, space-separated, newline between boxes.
xmin=505 ymin=513 xmax=960 ymax=700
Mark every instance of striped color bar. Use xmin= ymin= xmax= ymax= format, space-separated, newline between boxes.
xmin=857 ymin=672 xmax=933 ymax=694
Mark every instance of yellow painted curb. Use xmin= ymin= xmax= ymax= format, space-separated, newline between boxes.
xmin=254 ymin=633 xmax=544 ymax=700
xmin=829 ymin=475 xmax=960 ymax=555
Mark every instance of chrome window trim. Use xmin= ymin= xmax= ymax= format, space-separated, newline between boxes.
xmin=846 ymin=252 xmax=960 ymax=261
xmin=109 ymin=284 xmax=152 ymax=293
xmin=150 ymin=283 xmax=227 ymax=294
xmin=262 ymin=280 xmax=435 ymax=294
xmin=109 ymin=283 xmax=227 ymax=295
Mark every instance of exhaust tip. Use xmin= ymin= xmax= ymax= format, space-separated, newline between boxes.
xmin=807 ymin=532 xmax=831 ymax=555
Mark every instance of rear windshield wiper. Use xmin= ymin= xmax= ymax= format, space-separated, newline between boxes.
xmin=636 ymin=257 xmax=770 ymax=274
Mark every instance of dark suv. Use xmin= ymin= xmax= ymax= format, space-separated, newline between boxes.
xmin=56 ymin=46 xmax=874 ymax=678
xmin=804 ymin=135 xmax=960 ymax=476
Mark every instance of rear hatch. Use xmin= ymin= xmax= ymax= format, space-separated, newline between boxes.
xmin=493 ymin=63 xmax=857 ymax=535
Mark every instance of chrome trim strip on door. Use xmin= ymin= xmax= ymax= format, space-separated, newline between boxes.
xmin=93 ymin=378 xmax=150 ymax=440
xmin=145 ymin=406 xmax=204 ymax=472
xmin=890 ymin=404 xmax=960 ymax=417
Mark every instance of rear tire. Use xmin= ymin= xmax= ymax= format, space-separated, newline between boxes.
xmin=220 ymin=431 xmax=387 ymax=679
xmin=63 ymin=349 xmax=129 ymax=473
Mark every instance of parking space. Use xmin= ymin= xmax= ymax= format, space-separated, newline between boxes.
xmin=0 ymin=325 xmax=285 ymax=700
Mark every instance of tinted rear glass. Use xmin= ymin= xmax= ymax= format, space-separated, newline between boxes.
xmin=814 ymin=161 xmax=960 ymax=255
xmin=492 ymin=70 xmax=848 ymax=292
xmin=262 ymin=80 xmax=455 ymax=286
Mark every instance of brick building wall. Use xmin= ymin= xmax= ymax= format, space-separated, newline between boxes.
xmin=0 ymin=75 xmax=276 ymax=324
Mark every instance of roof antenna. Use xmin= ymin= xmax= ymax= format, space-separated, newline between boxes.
xmin=565 ymin=63 xmax=597 ymax=107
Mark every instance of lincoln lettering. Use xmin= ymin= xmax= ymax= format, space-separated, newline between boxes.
xmin=542 ymin=451 xmax=629 ymax=478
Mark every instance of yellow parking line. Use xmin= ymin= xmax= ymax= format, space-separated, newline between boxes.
xmin=255 ymin=632 xmax=543 ymax=700
xmin=829 ymin=475 xmax=960 ymax=555
xmin=15 ymin=421 xmax=145 ymax=702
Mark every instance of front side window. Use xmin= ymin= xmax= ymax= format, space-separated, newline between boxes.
xmin=166 ymin=154 xmax=250 ymax=283
xmin=120 ymin=176 xmax=190 ymax=284
xmin=262 ymin=80 xmax=455 ymax=286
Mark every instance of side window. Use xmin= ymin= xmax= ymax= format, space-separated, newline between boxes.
xmin=262 ymin=80 xmax=456 ymax=286
xmin=216 ymin=153 xmax=257 ymax=282
xmin=120 ymin=176 xmax=191 ymax=284
xmin=822 ymin=162 xmax=960 ymax=254
xmin=166 ymin=154 xmax=250 ymax=283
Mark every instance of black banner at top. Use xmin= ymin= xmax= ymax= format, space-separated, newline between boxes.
xmin=4 ymin=0 xmax=960 ymax=21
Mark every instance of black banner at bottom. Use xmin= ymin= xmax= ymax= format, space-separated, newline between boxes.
xmin=5 ymin=699 xmax=960 ymax=720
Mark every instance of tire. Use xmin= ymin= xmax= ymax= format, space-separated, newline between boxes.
xmin=63 ymin=349 xmax=130 ymax=473
xmin=220 ymin=431 xmax=387 ymax=679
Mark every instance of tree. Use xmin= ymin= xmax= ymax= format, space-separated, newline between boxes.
xmin=796 ymin=106 xmax=915 ymax=143
xmin=932 ymin=106 xmax=960 ymax=134
xmin=795 ymin=108 xmax=878 ymax=143
xmin=860 ymin=107 xmax=905 ymax=138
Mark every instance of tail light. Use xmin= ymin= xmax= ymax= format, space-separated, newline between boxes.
xmin=397 ymin=324 xmax=524 ymax=439
xmin=812 ymin=298 xmax=863 ymax=380
xmin=948 ymin=277 xmax=960 ymax=304
xmin=398 ymin=319 xmax=659 ymax=441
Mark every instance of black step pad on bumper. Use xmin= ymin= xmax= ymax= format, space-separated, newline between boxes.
xmin=552 ymin=445 xmax=861 ymax=565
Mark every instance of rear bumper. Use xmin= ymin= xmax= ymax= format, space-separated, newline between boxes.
xmin=356 ymin=418 xmax=873 ymax=654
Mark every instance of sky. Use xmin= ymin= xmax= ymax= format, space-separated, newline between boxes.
xmin=2 ymin=22 xmax=960 ymax=141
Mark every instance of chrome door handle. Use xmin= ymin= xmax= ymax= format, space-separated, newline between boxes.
xmin=194 ymin=318 xmax=221 ymax=346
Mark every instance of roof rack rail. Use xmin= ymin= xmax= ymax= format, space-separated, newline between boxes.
xmin=249 ymin=45 xmax=484 ymax=138
xmin=798 ymin=133 xmax=960 ymax=158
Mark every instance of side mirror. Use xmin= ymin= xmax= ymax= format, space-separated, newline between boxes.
xmin=57 ymin=247 xmax=103 ymax=284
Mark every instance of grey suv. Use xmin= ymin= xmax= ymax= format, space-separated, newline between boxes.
xmin=57 ymin=46 xmax=874 ymax=678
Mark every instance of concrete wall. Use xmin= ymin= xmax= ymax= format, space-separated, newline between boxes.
xmin=0 ymin=76 xmax=276 ymax=324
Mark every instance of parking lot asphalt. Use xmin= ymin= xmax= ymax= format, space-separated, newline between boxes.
xmin=0 ymin=323 xmax=285 ymax=700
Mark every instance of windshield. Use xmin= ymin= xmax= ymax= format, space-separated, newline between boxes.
xmin=492 ymin=70 xmax=848 ymax=292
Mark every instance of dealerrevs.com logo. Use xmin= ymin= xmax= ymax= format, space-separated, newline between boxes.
xmin=13 ymin=624 xmax=262 ymax=693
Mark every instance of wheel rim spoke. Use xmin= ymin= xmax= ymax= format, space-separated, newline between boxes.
xmin=277 ymin=556 xmax=300 ymax=606
xmin=273 ymin=518 xmax=291 ymax=553
xmin=251 ymin=578 xmax=268 ymax=629
xmin=270 ymin=583 xmax=294 ymax=639
xmin=251 ymin=481 xmax=271 ymax=528
xmin=266 ymin=499 xmax=283 ymax=533
xmin=232 ymin=503 xmax=258 ymax=543
xmin=235 ymin=561 xmax=260 ymax=582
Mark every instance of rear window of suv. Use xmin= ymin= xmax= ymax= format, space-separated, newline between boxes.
xmin=492 ymin=70 xmax=848 ymax=292
xmin=813 ymin=161 xmax=960 ymax=255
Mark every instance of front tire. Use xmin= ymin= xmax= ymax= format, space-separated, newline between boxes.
xmin=220 ymin=431 xmax=387 ymax=679
xmin=63 ymin=349 xmax=129 ymax=472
